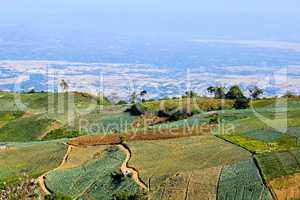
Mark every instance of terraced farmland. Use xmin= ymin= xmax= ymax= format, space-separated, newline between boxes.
xmin=0 ymin=91 xmax=300 ymax=199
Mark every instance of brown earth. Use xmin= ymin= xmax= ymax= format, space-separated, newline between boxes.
xmin=68 ymin=134 xmax=122 ymax=146
xmin=68 ymin=124 xmax=214 ymax=146
xmin=125 ymin=124 xmax=214 ymax=141
xmin=269 ymin=173 xmax=300 ymax=200
xmin=118 ymin=144 xmax=148 ymax=190
xmin=131 ymin=113 xmax=168 ymax=128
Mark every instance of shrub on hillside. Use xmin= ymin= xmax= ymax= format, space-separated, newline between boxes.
xmin=157 ymin=108 xmax=192 ymax=122
xmin=209 ymin=114 xmax=219 ymax=124
xmin=167 ymin=110 xmax=192 ymax=121
xmin=116 ymin=100 xmax=128 ymax=105
xmin=125 ymin=104 xmax=145 ymax=116
xmin=233 ymin=98 xmax=250 ymax=109
xmin=207 ymin=105 xmax=222 ymax=112
xmin=111 ymin=171 xmax=125 ymax=186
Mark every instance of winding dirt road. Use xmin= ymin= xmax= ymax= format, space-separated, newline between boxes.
xmin=38 ymin=143 xmax=147 ymax=196
xmin=118 ymin=144 xmax=148 ymax=190
xmin=37 ymin=143 xmax=73 ymax=195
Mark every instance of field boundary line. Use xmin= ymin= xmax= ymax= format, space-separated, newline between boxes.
xmin=253 ymin=156 xmax=278 ymax=200
xmin=216 ymin=166 xmax=224 ymax=200
xmin=184 ymin=174 xmax=192 ymax=200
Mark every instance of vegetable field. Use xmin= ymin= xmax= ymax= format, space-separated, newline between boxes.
xmin=217 ymin=159 xmax=272 ymax=200
xmin=45 ymin=146 xmax=144 ymax=199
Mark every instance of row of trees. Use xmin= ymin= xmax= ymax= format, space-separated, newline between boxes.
xmin=206 ymin=85 xmax=264 ymax=109
xmin=207 ymin=85 xmax=263 ymax=100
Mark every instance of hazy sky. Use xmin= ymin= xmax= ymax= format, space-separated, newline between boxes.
xmin=1 ymin=0 xmax=300 ymax=41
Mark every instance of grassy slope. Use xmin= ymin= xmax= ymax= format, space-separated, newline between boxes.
xmin=0 ymin=141 xmax=67 ymax=189
xmin=0 ymin=115 xmax=54 ymax=142
xmin=0 ymin=92 xmax=118 ymax=141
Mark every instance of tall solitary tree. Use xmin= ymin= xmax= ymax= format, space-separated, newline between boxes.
xmin=130 ymin=92 xmax=137 ymax=103
xmin=185 ymin=90 xmax=197 ymax=98
xmin=207 ymin=86 xmax=226 ymax=99
xmin=139 ymin=90 xmax=148 ymax=102
xmin=283 ymin=91 xmax=295 ymax=98
xmin=249 ymin=86 xmax=263 ymax=99
xmin=225 ymin=85 xmax=245 ymax=99
xmin=60 ymin=79 xmax=69 ymax=92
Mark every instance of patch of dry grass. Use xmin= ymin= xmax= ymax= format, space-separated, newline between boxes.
xmin=269 ymin=173 xmax=300 ymax=200
xmin=67 ymin=135 xmax=122 ymax=146
xmin=60 ymin=145 xmax=107 ymax=169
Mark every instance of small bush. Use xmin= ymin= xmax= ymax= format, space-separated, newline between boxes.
xmin=233 ymin=98 xmax=250 ymax=109
xmin=125 ymin=104 xmax=144 ymax=116
xmin=157 ymin=107 xmax=192 ymax=121
xmin=111 ymin=171 xmax=125 ymax=185
xmin=168 ymin=110 xmax=191 ymax=121
xmin=207 ymin=105 xmax=222 ymax=112
xmin=117 ymin=100 xmax=128 ymax=105
xmin=209 ymin=114 xmax=219 ymax=124
xmin=157 ymin=110 xmax=171 ymax=118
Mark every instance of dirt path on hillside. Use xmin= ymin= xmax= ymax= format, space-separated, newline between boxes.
xmin=118 ymin=144 xmax=148 ymax=190
xmin=37 ymin=143 xmax=73 ymax=195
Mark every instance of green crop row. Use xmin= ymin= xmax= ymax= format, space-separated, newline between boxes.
xmin=256 ymin=148 xmax=300 ymax=181
xmin=217 ymin=159 xmax=272 ymax=200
